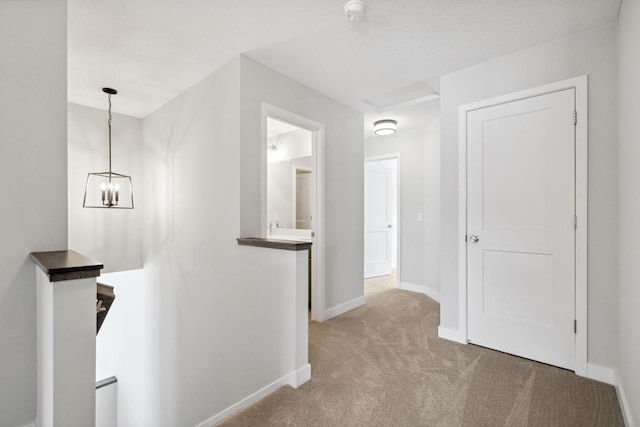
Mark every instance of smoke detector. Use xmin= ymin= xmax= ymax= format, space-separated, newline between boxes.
xmin=344 ymin=0 xmax=365 ymax=21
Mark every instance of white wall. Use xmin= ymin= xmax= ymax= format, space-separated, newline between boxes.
xmin=94 ymin=269 xmax=151 ymax=427
xmin=143 ymin=56 xmax=263 ymax=426
xmin=0 ymin=2 xmax=67 ymax=426
xmin=267 ymin=128 xmax=312 ymax=164
xmin=617 ymin=1 xmax=640 ymax=424
xmin=439 ymin=22 xmax=618 ymax=367
xmin=365 ymin=122 xmax=441 ymax=297
xmin=68 ymin=103 xmax=143 ymax=273
xmin=94 ymin=56 xmax=312 ymax=427
xmin=424 ymin=119 xmax=441 ymax=295
xmin=239 ymin=55 xmax=364 ymax=311
xmin=96 ymin=381 xmax=117 ymax=427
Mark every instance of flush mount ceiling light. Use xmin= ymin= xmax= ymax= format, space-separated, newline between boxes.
xmin=344 ymin=0 xmax=365 ymax=21
xmin=83 ymin=88 xmax=134 ymax=209
xmin=374 ymin=119 xmax=397 ymax=136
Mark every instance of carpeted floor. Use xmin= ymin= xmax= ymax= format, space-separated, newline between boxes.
xmin=217 ymin=275 xmax=623 ymax=426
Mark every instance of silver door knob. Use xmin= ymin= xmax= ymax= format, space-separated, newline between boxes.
xmin=469 ymin=234 xmax=479 ymax=243
xmin=388 ymin=225 xmax=392 ymax=228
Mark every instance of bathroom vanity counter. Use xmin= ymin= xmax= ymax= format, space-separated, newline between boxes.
xmin=237 ymin=237 xmax=311 ymax=251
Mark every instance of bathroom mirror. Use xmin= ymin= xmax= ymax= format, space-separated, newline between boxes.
xmin=266 ymin=118 xmax=313 ymax=234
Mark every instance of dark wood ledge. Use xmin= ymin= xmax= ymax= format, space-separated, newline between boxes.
xmin=237 ymin=237 xmax=312 ymax=251
xmin=30 ymin=249 xmax=103 ymax=282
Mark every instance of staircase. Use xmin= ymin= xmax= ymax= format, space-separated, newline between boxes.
xmin=96 ymin=283 xmax=115 ymax=334
xmin=96 ymin=283 xmax=117 ymax=427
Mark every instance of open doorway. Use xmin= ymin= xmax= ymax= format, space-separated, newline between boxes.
xmin=364 ymin=155 xmax=399 ymax=287
xmin=266 ymin=118 xmax=313 ymax=233
xmin=263 ymin=105 xmax=325 ymax=322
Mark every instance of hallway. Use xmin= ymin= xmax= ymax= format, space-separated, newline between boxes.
xmin=217 ymin=279 xmax=622 ymax=426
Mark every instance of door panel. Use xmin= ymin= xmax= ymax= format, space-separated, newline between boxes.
xmin=482 ymin=111 xmax=555 ymax=230
xmin=483 ymin=250 xmax=554 ymax=327
xmin=467 ymin=89 xmax=575 ymax=370
xmin=365 ymin=161 xmax=392 ymax=278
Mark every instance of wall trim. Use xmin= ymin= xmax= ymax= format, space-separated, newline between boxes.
xmin=437 ymin=326 xmax=467 ymax=345
xmin=195 ymin=370 xmax=299 ymax=427
xmin=399 ymin=282 xmax=440 ymax=303
xmin=294 ymin=363 xmax=311 ymax=388
xmin=457 ymin=76 xmax=588 ymax=376
xmin=586 ymin=363 xmax=615 ymax=385
xmin=615 ymin=370 xmax=636 ymax=427
xmin=323 ymin=295 xmax=366 ymax=321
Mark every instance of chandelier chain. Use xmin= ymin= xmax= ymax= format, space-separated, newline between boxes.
xmin=108 ymin=93 xmax=112 ymax=176
xmin=83 ymin=87 xmax=134 ymax=209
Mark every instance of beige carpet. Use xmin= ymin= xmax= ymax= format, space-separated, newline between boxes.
xmin=217 ymin=276 xmax=623 ymax=426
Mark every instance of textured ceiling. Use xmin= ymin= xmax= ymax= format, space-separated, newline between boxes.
xmin=68 ymin=0 xmax=621 ymax=118
xmin=68 ymin=0 xmax=348 ymax=117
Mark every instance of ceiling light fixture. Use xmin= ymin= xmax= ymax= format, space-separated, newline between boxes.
xmin=344 ymin=0 xmax=365 ymax=21
xmin=83 ymin=88 xmax=134 ymax=209
xmin=374 ymin=119 xmax=397 ymax=136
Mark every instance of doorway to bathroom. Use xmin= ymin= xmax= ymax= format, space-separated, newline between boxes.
xmin=263 ymin=104 xmax=325 ymax=322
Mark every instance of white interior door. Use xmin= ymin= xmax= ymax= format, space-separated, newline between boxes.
xmin=296 ymin=171 xmax=312 ymax=229
xmin=466 ymin=89 xmax=576 ymax=370
xmin=365 ymin=160 xmax=392 ymax=278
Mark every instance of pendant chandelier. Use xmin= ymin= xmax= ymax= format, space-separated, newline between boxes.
xmin=83 ymin=88 xmax=134 ymax=209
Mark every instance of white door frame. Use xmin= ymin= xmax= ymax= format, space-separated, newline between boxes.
xmin=457 ymin=76 xmax=588 ymax=376
xmin=364 ymin=153 xmax=401 ymax=285
xmin=262 ymin=103 xmax=326 ymax=322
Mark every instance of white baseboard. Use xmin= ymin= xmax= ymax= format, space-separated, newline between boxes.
xmin=586 ymin=363 xmax=615 ymax=385
xmin=20 ymin=423 xmax=36 ymax=427
xmin=615 ymin=369 xmax=636 ymax=427
xmin=323 ymin=295 xmax=366 ymax=321
xmin=195 ymin=370 xmax=298 ymax=427
xmin=399 ymin=282 xmax=440 ymax=302
xmin=586 ymin=365 xmax=636 ymax=426
xmin=294 ymin=364 xmax=311 ymax=388
xmin=437 ymin=326 xmax=467 ymax=344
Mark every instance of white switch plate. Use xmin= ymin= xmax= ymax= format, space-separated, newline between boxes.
xmin=417 ymin=213 xmax=423 ymax=222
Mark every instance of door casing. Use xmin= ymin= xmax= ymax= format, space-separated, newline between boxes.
xmin=457 ymin=76 xmax=588 ymax=376
xmin=262 ymin=103 xmax=326 ymax=322
xmin=364 ymin=154 xmax=400 ymax=281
